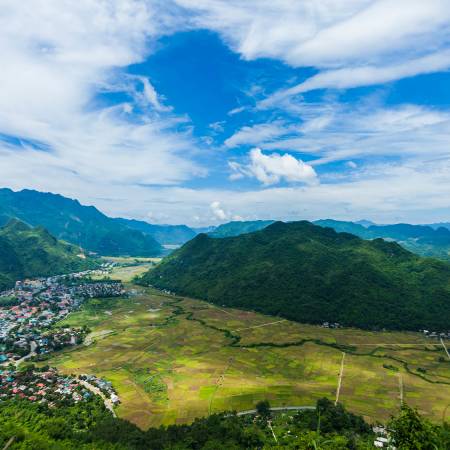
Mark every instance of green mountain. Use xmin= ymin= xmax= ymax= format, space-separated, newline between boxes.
xmin=115 ymin=218 xmax=197 ymax=245
xmin=0 ymin=219 xmax=96 ymax=290
xmin=141 ymin=221 xmax=450 ymax=331
xmin=209 ymin=220 xmax=275 ymax=238
xmin=0 ymin=188 xmax=162 ymax=256
xmin=315 ymin=219 xmax=450 ymax=260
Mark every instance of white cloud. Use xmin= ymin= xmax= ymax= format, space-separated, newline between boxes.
xmin=210 ymin=201 xmax=228 ymax=220
xmin=261 ymin=50 xmax=450 ymax=107
xmin=133 ymin=76 xmax=172 ymax=112
xmin=230 ymin=148 xmax=318 ymax=185
xmin=176 ymin=0 xmax=450 ymax=91
xmin=236 ymin=104 xmax=450 ymax=166
xmin=0 ymin=0 xmax=204 ymax=200
xmin=224 ymin=121 xmax=289 ymax=148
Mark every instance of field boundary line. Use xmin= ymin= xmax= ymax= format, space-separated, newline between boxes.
xmin=440 ymin=337 xmax=450 ymax=360
xmin=234 ymin=319 xmax=286 ymax=332
xmin=398 ymin=374 xmax=404 ymax=406
xmin=335 ymin=352 xmax=346 ymax=405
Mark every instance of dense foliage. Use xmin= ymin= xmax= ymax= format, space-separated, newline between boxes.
xmin=209 ymin=220 xmax=275 ymax=238
xmin=116 ymin=218 xmax=197 ymax=245
xmin=315 ymin=219 xmax=450 ymax=260
xmin=0 ymin=219 xmax=96 ymax=290
xmin=1 ymin=397 xmax=448 ymax=449
xmin=0 ymin=188 xmax=162 ymax=256
xmin=142 ymin=221 xmax=450 ymax=331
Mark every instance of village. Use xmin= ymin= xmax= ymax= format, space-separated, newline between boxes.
xmin=0 ymin=268 xmax=124 ymax=408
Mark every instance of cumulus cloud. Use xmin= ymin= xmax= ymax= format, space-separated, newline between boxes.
xmin=230 ymin=148 xmax=318 ymax=185
xmin=210 ymin=201 xmax=228 ymax=220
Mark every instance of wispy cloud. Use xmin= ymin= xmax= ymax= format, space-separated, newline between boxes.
xmin=176 ymin=0 xmax=450 ymax=84
xmin=0 ymin=0 xmax=205 ymax=200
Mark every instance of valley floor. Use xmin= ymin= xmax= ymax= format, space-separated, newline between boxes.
xmin=45 ymin=276 xmax=450 ymax=430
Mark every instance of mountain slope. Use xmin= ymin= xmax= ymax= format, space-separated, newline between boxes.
xmin=315 ymin=219 xmax=450 ymax=260
xmin=115 ymin=218 xmax=197 ymax=245
xmin=0 ymin=220 xmax=96 ymax=290
xmin=0 ymin=188 xmax=162 ymax=256
xmin=209 ymin=220 xmax=275 ymax=238
xmin=142 ymin=221 xmax=450 ymax=331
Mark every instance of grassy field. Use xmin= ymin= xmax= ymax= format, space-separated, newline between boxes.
xmin=45 ymin=261 xmax=450 ymax=429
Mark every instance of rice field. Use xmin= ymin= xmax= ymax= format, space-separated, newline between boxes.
xmin=46 ymin=283 xmax=450 ymax=430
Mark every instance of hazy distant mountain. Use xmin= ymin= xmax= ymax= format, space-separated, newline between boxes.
xmin=428 ymin=222 xmax=450 ymax=230
xmin=0 ymin=188 xmax=162 ymax=257
xmin=142 ymin=221 xmax=450 ymax=331
xmin=209 ymin=220 xmax=275 ymax=238
xmin=354 ymin=219 xmax=375 ymax=228
xmin=0 ymin=219 xmax=96 ymax=290
xmin=315 ymin=219 xmax=450 ymax=260
xmin=115 ymin=218 xmax=197 ymax=245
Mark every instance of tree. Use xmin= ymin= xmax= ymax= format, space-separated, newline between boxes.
xmin=389 ymin=404 xmax=439 ymax=449
xmin=255 ymin=400 xmax=271 ymax=418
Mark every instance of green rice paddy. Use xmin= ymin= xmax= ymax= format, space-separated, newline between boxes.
xmin=46 ymin=262 xmax=450 ymax=430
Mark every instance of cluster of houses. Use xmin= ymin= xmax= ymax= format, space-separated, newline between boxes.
xmin=79 ymin=374 xmax=120 ymax=405
xmin=0 ymin=366 xmax=94 ymax=406
xmin=321 ymin=322 xmax=341 ymax=329
xmin=0 ymin=270 xmax=125 ymax=365
xmin=421 ymin=329 xmax=450 ymax=340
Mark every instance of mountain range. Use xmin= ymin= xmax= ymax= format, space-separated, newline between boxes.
xmin=205 ymin=218 xmax=450 ymax=260
xmin=142 ymin=221 xmax=450 ymax=331
xmin=0 ymin=189 xmax=200 ymax=256
xmin=0 ymin=219 xmax=96 ymax=291
xmin=315 ymin=219 xmax=450 ymax=260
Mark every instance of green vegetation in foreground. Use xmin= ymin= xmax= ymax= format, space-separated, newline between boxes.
xmin=0 ymin=188 xmax=162 ymax=256
xmin=0 ymin=219 xmax=97 ymax=290
xmin=45 ymin=282 xmax=450 ymax=430
xmin=1 ymin=396 xmax=449 ymax=449
xmin=142 ymin=221 xmax=450 ymax=330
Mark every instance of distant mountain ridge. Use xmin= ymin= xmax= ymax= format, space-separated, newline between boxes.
xmin=115 ymin=218 xmax=197 ymax=246
xmin=208 ymin=220 xmax=275 ymax=238
xmin=0 ymin=188 xmax=162 ymax=256
xmin=0 ymin=219 xmax=96 ymax=290
xmin=315 ymin=219 xmax=450 ymax=260
xmin=142 ymin=221 xmax=450 ymax=331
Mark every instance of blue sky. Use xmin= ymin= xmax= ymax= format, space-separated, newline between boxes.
xmin=2 ymin=1 xmax=450 ymax=225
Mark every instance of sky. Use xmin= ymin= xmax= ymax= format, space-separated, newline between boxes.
xmin=2 ymin=1 xmax=450 ymax=226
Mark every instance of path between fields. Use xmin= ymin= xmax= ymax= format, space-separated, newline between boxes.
xmin=335 ymin=352 xmax=346 ymax=405
xmin=234 ymin=319 xmax=286 ymax=332
xmin=84 ymin=329 xmax=115 ymax=346
xmin=236 ymin=406 xmax=316 ymax=416
xmin=440 ymin=337 xmax=450 ymax=360
xmin=78 ymin=378 xmax=117 ymax=417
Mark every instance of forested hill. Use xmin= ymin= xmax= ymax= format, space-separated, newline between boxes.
xmin=209 ymin=220 xmax=274 ymax=238
xmin=0 ymin=188 xmax=162 ymax=256
xmin=142 ymin=221 xmax=450 ymax=331
xmin=0 ymin=220 xmax=96 ymax=290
